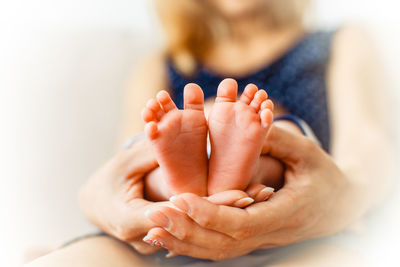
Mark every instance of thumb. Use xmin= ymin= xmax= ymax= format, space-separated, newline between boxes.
xmin=261 ymin=125 xmax=317 ymax=166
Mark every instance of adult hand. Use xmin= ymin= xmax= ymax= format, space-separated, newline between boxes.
xmin=79 ymin=138 xmax=265 ymax=254
xmin=79 ymin=139 xmax=167 ymax=254
xmin=143 ymin=125 xmax=367 ymax=260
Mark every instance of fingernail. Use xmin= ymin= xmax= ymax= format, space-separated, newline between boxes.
xmin=144 ymin=209 xmax=170 ymax=229
xmin=166 ymin=251 xmax=177 ymax=258
xmin=143 ymin=235 xmax=164 ymax=247
xmin=258 ymin=187 xmax=275 ymax=201
xmin=261 ymin=187 xmax=275 ymax=193
xmin=234 ymin=197 xmax=254 ymax=207
xmin=170 ymin=197 xmax=190 ymax=215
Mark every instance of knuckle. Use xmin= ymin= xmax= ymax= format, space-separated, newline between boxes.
xmin=198 ymin=215 xmax=213 ymax=228
xmin=232 ymin=229 xmax=249 ymax=240
xmin=114 ymin=227 xmax=131 ymax=242
xmin=179 ymin=230 xmax=192 ymax=241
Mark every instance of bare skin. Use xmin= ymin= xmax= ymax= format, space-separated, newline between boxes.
xmin=142 ymin=83 xmax=208 ymax=198
xmin=208 ymin=79 xmax=274 ymax=194
xmin=24 ymin=235 xmax=367 ymax=267
xmin=28 ymin=0 xmax=393 ymax=263
xmin=142 ymin=79 xmax=274 ymax=200
xmin=25 ymin=237 xmax=154 ymax=267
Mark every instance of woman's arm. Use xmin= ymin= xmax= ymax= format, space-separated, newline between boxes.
xmin=328 ymin=26 xmax=395 ymax=211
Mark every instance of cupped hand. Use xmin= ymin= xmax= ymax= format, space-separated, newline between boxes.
xmin=143 ymin=126 xmax=364 ymax=260
xmin=79 ymin=138 xmax=270 ymax=255
xmin=79 ymin=139 xmax=168 ymax=254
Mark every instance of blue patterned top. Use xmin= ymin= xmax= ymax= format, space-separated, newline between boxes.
xmin=166 ymin=31 xmax=335 ymax=152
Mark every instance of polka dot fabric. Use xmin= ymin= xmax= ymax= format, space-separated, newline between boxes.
xmin=166 ymin=31 xmax=335 ymax=153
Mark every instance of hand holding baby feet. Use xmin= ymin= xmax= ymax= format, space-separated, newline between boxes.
xmin=142 ymin=84 xmax=208 ymax=198
xmin=208 ymin=78 xmax=274 ymax=195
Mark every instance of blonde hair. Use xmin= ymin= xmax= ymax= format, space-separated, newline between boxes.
xmin=154 ymin=0 xmax=309 ymax=74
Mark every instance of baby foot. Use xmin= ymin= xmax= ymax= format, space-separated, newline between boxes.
xmin=142 ymin=84 xmax=208 ymax=197
xmin=208 ymin=78 xmax=274 ymax=195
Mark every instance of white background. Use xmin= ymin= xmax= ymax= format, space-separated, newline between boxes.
xmin=1 ymin=0 xmax=399 ymax=266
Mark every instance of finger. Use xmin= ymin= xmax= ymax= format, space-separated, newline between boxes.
xmin=246 ymin=184 xmax=275 ymax=203
xmin=170 ymin=193 xmax=252 ymax=239
xmin=144 ymin=227 xmax=234 ymax=261
xmin=206 ymin=190 xmax=254 ymax=208
xmin=144 ymin=206 xmax=235 ymax=249
xmin=245 ymin=187 xmax=297 ymax=235
xmin=122 ymin=139 xmax=158 ymax=174
xmin=113 ymin=200 xmax=172 ymax=241
xmin=130 ymin=240 xmax=161 ymax=255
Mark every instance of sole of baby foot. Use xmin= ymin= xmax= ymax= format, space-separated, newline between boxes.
xmin=207 ymin=78 xmax=274 ymax=195
xmin=142 ymin=84 xmax=208 ymax=197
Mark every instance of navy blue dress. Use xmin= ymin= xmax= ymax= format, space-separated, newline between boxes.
xmin=167 ymin=31 xmax=335 ymax=152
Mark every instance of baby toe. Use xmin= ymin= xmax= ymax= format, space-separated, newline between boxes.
xmin=184 ymin=83 xmax=204 ymax=111
xmin=260 ymin=108 xmax=274 ymax=129
xmin=240 ymin=84 xmax=258 ymax=105
xmin=145 ymin=121 xmax=159 ymax=140
xmin=215 ymin=78 xmax=238 ymax=103
xmin=250 ymin=89 xmax=268 ymax=112
xmin=141 ymin=107 xmax=154 ymax=123
xmin=146 ymin=98 xmax=165 ymax=121
xmin=261 ymin=99 xmax=274 ymax=112
xmin=157 ymin=90 xmax=177 ymax=113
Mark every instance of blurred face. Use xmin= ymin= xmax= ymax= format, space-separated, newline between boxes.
xmin=207 ymin=0 xmax=267 ymax=18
